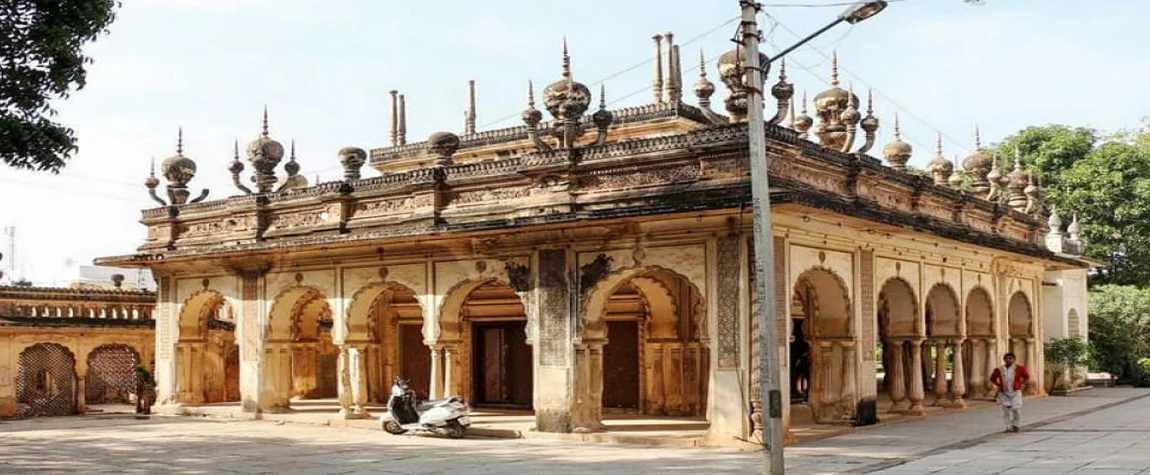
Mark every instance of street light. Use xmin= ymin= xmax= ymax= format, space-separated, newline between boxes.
xmin=738 ymin=1 xmax=887 ymax=474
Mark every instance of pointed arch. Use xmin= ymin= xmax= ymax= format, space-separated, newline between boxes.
xmin=925 ymin=283 xmax=960 ymax=337
xmin=178 ymin=289 xmax=226 ymax=341
xmin=1008 ymin=291 xmax=1033 ymax=338
xmin=794 ymin=266 xmax=852 ymax=339
xmin=580 ymin=265 xmax=706 ymax=342
xmin=965 ymin=286 xmax=994 ymax=337
xmin=878 ymin=277 xmax=918 ymax=338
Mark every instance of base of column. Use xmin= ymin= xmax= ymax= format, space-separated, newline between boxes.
xmin=538 ymin=408 xmax=576 ymax=433
xmin=888 ymin=400 xmax=909 ymax=413
xmin=338 ymin=407 xmax=369 ymax=419
xmin=949 ymin=397 xmax=967 ymax=409
xmin=906 ymin=402 xmax=925 ymax=416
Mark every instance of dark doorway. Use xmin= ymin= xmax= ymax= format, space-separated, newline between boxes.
xmin=400 ymin=323 xmax=431 ymax=400
xmin=602 ymin=320 xmax=640 ymax=410
xmin=317 ymin=352 xmax=338 ymax=398
xmin=472 ymin=321 xmax=532 ymax=408
xmin=224 ymin=346 xmax=240 ymax=402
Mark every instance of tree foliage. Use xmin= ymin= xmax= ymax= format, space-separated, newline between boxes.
xmin=0 ymin=0 xmax=118 ymax=172
xmin=1088 ymin=285 xmax=1150 ymax=383
xmin=1044 ymin=337 xmax=1090 ymax=390
xmin=994 ymin=125 xmax=1150 ymax=286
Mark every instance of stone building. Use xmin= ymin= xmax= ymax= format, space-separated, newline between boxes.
xmin=98 ymin=34 xmax=1093 ymax=444
xmin=0 ymin=281 xmax=155 ymax=417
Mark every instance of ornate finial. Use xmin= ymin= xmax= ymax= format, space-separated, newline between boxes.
xmin=398 ymin=94 xmax=407 ymax=145
xmin=830 ymin=50 xmax=839 ymax=86
xmin=949 ymin=155 xmax=964 ymax=188
xmin=229 ymin=138 xmax=251 ymax=195
xmin=522 ymin=80 xmax=549 ymax=151
xmin=800 ymin=90 xmax=808 ymax=114
xmin=465 ymin=80 xmax=477 ymax=135
xmin=653 ymin=34 xmax=664 ymax=104
xmin=936 ymin=133 xmax=943 ymax=156
xmin=389 ymin=90 xmax=399 ymax=147
xmin=1068 ymin=213 xmax=1081 ymax=238
xmin=893 ymin=113 xmax=902 ymax=139
xmin=289 ymin=139 xmax=296 ymax=162
xmin=793 ymin=90 xmax=813 ymax=138
xmin=149 ymin=156 xmax=156 ymax=177
xmin=233 ymin=138 xmax=239 ymax=160
xmin=974 ymin=125 xmax=982 ymax=150
xmin=561 ymin=37 xmax=571 ymax=79
xmin=866 ymin=89 xmax=874 ymax=115
xmin=698 ymin=49 xmax=707 ymax=78
xmin=176 ymin=127 xmax=184 ymax=155
xmin=1048 ymin=205 xmax=1063 ymax=229
xmin=592 ymin=84 xmax=613 ymax=146
xmin=528 ymin=80 xmax=536 ymax=108
xmin=599 ymin=83 xmax=606 ymax=110
xmin=262 ymin=106 xmax=269 ymax=137
xmin=779 ymin=57 xmax=787 ymax=82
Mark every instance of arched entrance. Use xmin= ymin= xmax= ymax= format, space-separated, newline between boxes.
xmin=876 ymin=278 xmax=917 ymax=413
xmin=176 ymin=290 xmax=238 ymax=404
xmin=16 ymin=343 xmax=77 ymax=417
xmin=265 ymin=286 xmax=331 ymax=410
xmin=599 ymin=270 xmax=707 ymax=416
xmin=463 ymin=281 xmax=532 ymax=407
xmin=924 ymin=284 xmax=963 ymax=406
xmin=792 ymin=268 xmax=854 ymax=423
xmin=1008 ymin=291 xmax=1036 ymax=394
xmin=344 ymin=282 xmax=427 ymax=403
xmin=86 ymin=344 xmax=140 ymax=405
xmin=965 ymin=287 xmax=994 ymax=398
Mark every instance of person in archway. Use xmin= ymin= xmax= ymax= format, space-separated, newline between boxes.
xmin=989 ymin=352 xmax=1030 ymax=433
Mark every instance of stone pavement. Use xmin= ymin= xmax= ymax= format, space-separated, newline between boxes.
xmin=0 ymin=387 xmax=1147 ymax=474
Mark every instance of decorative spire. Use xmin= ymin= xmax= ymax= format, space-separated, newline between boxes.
xmin=592 ymin=84 xmax=613 ymax=146
xmin=228 ymin=138 xmax=251 ymax=195
xmin=856 ymin=89 xmax=879 ymax=154
xmin=1068 ymin=213 xmax=1081 ymax=239
xmin=289 ymin=139 xmax=297 ymax=162
xmin=389 ymin=90 xmax=399 ymax=147
xmin=882 ymin=113 xmax=911 ymax=170
xmin=830 ymin=50 xmax=839 ymax=86
xmin=528 ymin=80 xmax=536 ymax=108
xmin=893 ymin=113 xmax=902 ymax=139
xmin=793 ymin=90 xmax=813 ymax=139
xmin=669 ymin=44 xmax=683 ymax=103
xmin=928 ymin=132 xmax=952 ymax=187
xmin=561 ymin=37 xmax=571 ymax=79
xmin=664 ymin=32 xmax=675 ymax=102
xmin=653 ymin=34 xmax=664 ymax=104
xmin=1048 ymin=205 xmax=1063 ymax=230
xmin=398 ymin=94 xmax=407 ymax=146
xmin=261 ymin=106 xmax=269 ymax=137
xmin=948 ymin=154 xmax=964 ymax=188
xmin=599 ymin=84 xmax=606 ymax=110
xmin=522 ymin=80 xmax=549 ymax=152
xmin=974 ymin=125 xmax=982 ymax=150
xmin=986 ymin=152 xmax=1003 ymax=201
xmin=465 ymin=80 xmax=477 ymax=135
xmin=176 ymin=127 xmax=184 ymax=155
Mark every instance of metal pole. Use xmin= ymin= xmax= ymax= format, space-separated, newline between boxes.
xmin=738 ymin=1 xmax=785 ymax=474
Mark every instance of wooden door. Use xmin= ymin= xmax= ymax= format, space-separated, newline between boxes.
xmin=473 ymin=321 xmax=533 ymax=407
xmin=400 ymin=323 xmax=431 ymax=400
xmin=602 ymin=320 xmax=640 ymax=410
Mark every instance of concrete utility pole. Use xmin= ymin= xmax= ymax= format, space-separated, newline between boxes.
xmin=738 ymin=1 xmax=888 ymax=472
xmin=737 ymin=1 xmax=785 ymax=473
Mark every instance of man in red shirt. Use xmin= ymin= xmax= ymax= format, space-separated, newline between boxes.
xmin=989 ymin=353 xmax=1030 ymax=433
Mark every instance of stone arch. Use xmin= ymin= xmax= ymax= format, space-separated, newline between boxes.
xmin=925 ymin=283 xmax=960 ymax=337
xmin=878 ymin=277 xmax=918 ymax=338
xmin=965 ymin=287 xmax=994 ymax=337
xmin=16 ymin=342 xmax=78 ymax=417
xmin=178 ymin=289 xmax=226 ymax=342
xmin=267 ymin=286 xmax=329 ymax=342
xmin=580 ymin=265 xmax=706 ymax=343
xmin=1008 ymin=292 xmax=1033 ymax=338
xmin=344 ymin=281 xmax=426 ymax=402
xmin=438 ymin=278 xmax=532 ymax=407
xmin=794 ymin=267 xmax=852 ymax=339
xmin=85 ymin=344 xmax=141 ymax=405
xmin=1067 ymin=308 xmax=1081 ymax=339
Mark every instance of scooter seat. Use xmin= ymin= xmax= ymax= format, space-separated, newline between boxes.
xmin=415 ymin=397 xmax=459 ymax=411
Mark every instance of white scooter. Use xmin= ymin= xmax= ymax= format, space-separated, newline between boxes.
xmin=380 ymin=377 xmax=471 ymax=439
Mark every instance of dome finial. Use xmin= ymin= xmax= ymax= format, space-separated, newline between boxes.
xmin=779 ymin=57 xmax=787 ymax=82
xmin=149 ymin=156 xmax=156 ymax=178
xmin=698 ymin=49 xmax=707 ymax=78
xmin=830 ymin=50 xmax=839 ymax=87
xmin=974 ymin=124 xmax=982 ymax=150
xmin=262 ymin=106 xmax=269 ymax=137
xmin=290 ymin=139 xmax=297 ymax=162
xmin=562 ymin=37 xmax=571 ymax=80
xmin=527 ymin=80 xmax=536 ymax=108
xmin=893 ymin=112 xmax=902 ymax=139
xmin=936 ymin=132 xmax=943 ymax=156
xmin=599 ymin=83 xmax=606 ymax=110
xmin=233 ymin=138 xmax=239 ymax=160
xmin=176 ymin=127 xmax=184 ymax=155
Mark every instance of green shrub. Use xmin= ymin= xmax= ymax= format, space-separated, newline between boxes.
xmin=1046 ymin=338 xmax=1091 ymax=390
xmin=1135 ymin=358 xmax=1150 ymax=388
xmin=1088 ymin=285 xmax=1150 ymax=383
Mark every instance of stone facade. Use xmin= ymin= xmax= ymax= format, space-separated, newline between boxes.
xmin=99 ymin=33 xmax=1093 ymax=444
xmin=0 ymin=285 xmax=156 ymax=417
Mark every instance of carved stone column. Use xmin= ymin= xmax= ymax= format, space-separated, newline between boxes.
xmin=1024 ymin=338 xmax=1038 ymax=396
xmin=818 ymin=341 xmax=838 ymax=421
xmin=932 ymin=340 xmax=948 ymax=405
xmin=428 ymin=346 xmax=443 ymax=400
xmin=950 ymin=339 xmax=966 ymax=408
xmin=969 ymin=339 xmax=986 ymax=399
xmin=336 ymin=345 xmax=354 ymax=418
xmin=886 ymin=340 xmax=907 ymax=412
xmin=351 ymin=345 xmax=369 ymax=416
xmin=907 ymin=339 xmax=925 ymax=415
xmin=75 ymin=371 xmax=87 ymax=415
xmin=840 ymin=341 xmax=858 ymax=417
xmin=443 ymin=345 xmax=457 ymax=398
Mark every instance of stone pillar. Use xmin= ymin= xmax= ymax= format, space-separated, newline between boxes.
xmin=818 ymin=342 xmax=837 ymax=421
xmin=337 ymin=345 xmax=355 ymax=418
xmin=535 ymin=248 xmax=575 ymax=433
xmin=706 ymin=235 xmax=748 ymax=442
xmin=986 ymin=339 xmax=999 ymax=393
xmin=428 ymin=346 xmax=443 ymax=400
xmin=1024 ymin=338 xmax=1038 ymax=396
xmin=237 ymin=271 xmax=269 ymax=414
xmin=907 ymin=339 xmax=925 ymax=415
xmin=153 ymin=276 xmax=179 ymax=408
xmin=950 ymin=339 xmax=966 ymax=407
xmin=839 ymin=341 xmax=858 ymax=417
xmin=352 ymin=345 xmax=369 ymax=416
xmin=969 ymin=339 xmax=986 ymax=399
xmin=75 ymin=371 xmax=87 ymax=415
xmin=443 ymin=345 xmax=457 ymax=398
xmin=932 ymin=340 xmax=948 ymax=405
xmin=887 ymin=340 xmax=907 ymax=412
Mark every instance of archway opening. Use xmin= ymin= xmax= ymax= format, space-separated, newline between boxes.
xmin=876 ymin=278 xmax=916 ymax=411
xmin=86 ymin=344 xmax=140 ymax=406
xmin=924 ymin=284 xmax=960 ymax=406
xmin=791 ymin=268 xmax=853 ymax=423
xmin=16 ymin=343 xmax=77 ymax=417
xmin=965 ymin=287 xmax=995 ymax=399
xmin=265 ymin=286 xmax=330 ymax=410
xmin=345 ymin=283 xmax=426 ymax=403
xmin=600 ymin=270 xmax=707 ymax=416
xmin=461 ymin=281 xmax=532 ymax=408
xmin=176 ymin=290 xmax=237 ymax=405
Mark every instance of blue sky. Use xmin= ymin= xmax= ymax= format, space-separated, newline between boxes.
xmin=1 ymin=0 xmax=1147 ymax=285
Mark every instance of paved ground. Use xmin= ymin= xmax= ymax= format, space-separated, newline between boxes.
xmin=1 ymin=387 xmax=1148 ymax=474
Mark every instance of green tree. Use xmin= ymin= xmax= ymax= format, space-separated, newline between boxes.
xmin=1 ymin=0 xmax=119 ymax=172
xmin=1088 ymin=285 xmax=1150 ymax=383
xmin=993 ymin=125 xmax=1097 ymax=191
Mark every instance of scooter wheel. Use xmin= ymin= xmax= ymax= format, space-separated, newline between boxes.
xmin=382 ymin=420 xmax=406 ymax=435
xmin=445 ymin=421 xmax=466 ymax=439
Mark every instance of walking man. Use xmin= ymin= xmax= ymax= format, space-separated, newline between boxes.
xmin=989 ymin=352 xmax=1030 ymax=433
